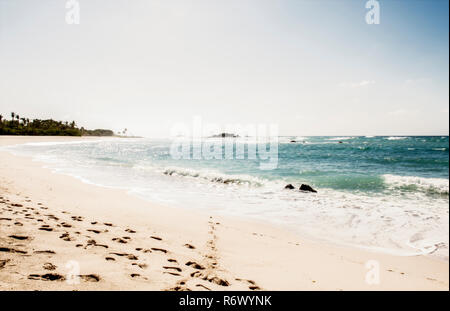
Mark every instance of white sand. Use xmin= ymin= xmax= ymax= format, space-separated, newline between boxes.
xmin=0 ymin=136 xmax=448 ymax=290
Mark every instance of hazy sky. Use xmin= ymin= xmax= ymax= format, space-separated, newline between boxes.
xmin=0 ymin=0 xmax=448 ymax=137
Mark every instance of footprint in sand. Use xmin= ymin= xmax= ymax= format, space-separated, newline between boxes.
xmin=151 ymin=248 xmax=167 ymax=254
xmin=190 ymin=271 xmax=230 ymax=287
xmin=45 ymin=214 xmax=59 ymax=221
xmin=0 ymin=259 xmax=10 ymax=269
xmin=38 ymin=225 xmax=53 ymax=232
xmin=0 ymin=247 xmax=27 ymax=254
xmin=79 ymin=274 xmax=100 ymax=282
xmin=43 ymin=263 xmax=57 ymax=271
xmin=249 ymin=285 xmax=261 ymax=290
xmin=163 ymin=266 xmax=182 ymax=272
xmin=28 ymin=273 xmax=65 ymax=281
xmin=28 ymin=273 xmax=100 ymax=282
xmin=112 ymin=237 xmax=128 ymax=244
xmin=87 ymin=229 xmax=102 ymax=234
xmin=59 ymin=232 xmax=75 ymax=242
xmin=185 ymin=261 xmax=205 ymax=270
xmin=130 ymin=273 xmax=147 ymax=280
xmin=109 ymin=252 xmax=138 ymax=260
xmin=132 ymin=263 xmax=148 ymax=269
xmin=34 ymin=250 xmax=56 ymax=255
xmin=8 ymin=235 xmax=29 ymax=241
xmin=164 ymin=272 xmax=182 ymax=277
xmin=86 ymin=239 xmax=108 ymax=248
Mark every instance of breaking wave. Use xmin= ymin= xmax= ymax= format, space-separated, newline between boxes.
xmin=386 ymin=136 xmax=408 ymax=140
xmin=383 ymin=174 xmax=449 ymax=196
xmin=162 ymin=167 xmax=265 ymax=187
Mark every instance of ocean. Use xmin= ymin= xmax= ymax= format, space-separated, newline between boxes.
xmin=4 ymin=136 xmax=449 ymax=260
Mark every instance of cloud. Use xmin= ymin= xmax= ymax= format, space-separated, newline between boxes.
xmin=339 ymin=80 xmax=375 ymax=88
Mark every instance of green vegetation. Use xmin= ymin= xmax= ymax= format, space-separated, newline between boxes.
xmin=0 ymin=113 xmax=114 ymax=136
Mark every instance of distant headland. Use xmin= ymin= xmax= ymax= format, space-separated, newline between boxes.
xmin=0 ymin=112 xmax=114 ymax=137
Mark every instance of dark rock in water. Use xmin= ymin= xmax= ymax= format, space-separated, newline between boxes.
xmin=338 ymin=141 xmax=343 ymax=144
xmin=284 ymin=184 xmax=295 ymax=190
xmin=299 ymin=184 xmax=317 ymax=193
xmin=290 ymin=140 xmax=296 ymax=143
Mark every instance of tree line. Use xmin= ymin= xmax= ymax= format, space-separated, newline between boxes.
xmin=0 ymin=112 xmax=114 ymax=136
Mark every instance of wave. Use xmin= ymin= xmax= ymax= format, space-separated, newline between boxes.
xmin=20 ymin=139 xmax=110 ymax=147
xmin=162 ymin=167 xmax=265 ymax=187
xmin=328 ymin=137 xmax=354 ymax=141
xmin=386 ymin=136 xmax=408 ymax=140
xmin=383 ymin=174 xmax=449 ymax=195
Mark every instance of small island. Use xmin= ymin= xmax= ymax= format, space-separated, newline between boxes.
xmin=0 ymin=112 xmax=114 ymax=136
xmin=209 ymin=133 xmax=240 ymax=138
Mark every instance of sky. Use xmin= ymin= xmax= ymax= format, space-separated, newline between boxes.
xmin=0 ymin=0 xmax=448 ymax=137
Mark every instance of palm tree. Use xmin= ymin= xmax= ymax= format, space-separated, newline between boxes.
xmin=11 ymin=112 xmax=15 ymax=121
xmin=21 ymin=118 xmax=26 ymax=125
xmin=0 ymin=115 xmax=3 ymax=123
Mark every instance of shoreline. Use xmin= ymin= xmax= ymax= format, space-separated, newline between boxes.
xmin=4 ymin=136 xmax=448 ymax=262
xmin=0 ymin=136 xmax=448 ymax=290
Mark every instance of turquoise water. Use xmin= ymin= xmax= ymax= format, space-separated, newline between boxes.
xmin=159 ymin=136 xmax=449 ymax=196
xmin=5 ymin=136 xmax=449 ymax=259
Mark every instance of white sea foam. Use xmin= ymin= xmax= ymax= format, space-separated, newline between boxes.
xmin=328 ymin=137 xmax=354 ymax=141
xmin=161 ymin=166 xmax=266 ymax=187
xmin=386 ymin=136 xmax=408 ymax=140
xmin=383 ymin=174 xmax=449 ymax=195
xmin=20 ymin=139 xmax=110 ymax=146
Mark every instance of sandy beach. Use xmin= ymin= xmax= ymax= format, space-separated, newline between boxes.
xmin=0 ymin=136 xmax=448 ymax=291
